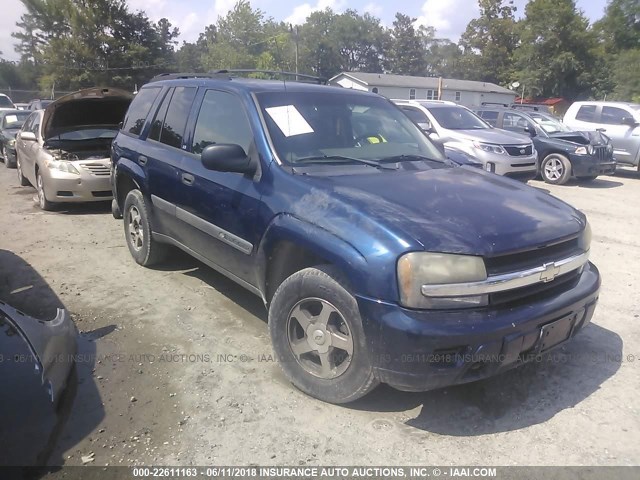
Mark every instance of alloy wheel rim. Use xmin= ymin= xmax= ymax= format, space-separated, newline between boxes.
xmin=127 ymin=205 xmax=144 ymax=251
xmin=544 ymin=158 xmax=563 ymax=181
xmin=286 ymin=297 xmax=354 ymax=379
xmin=37 ymin=175 xmax=45 ymax=208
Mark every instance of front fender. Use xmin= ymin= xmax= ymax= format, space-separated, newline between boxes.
xmin=255 ymin=213 xmax=370 ymax=297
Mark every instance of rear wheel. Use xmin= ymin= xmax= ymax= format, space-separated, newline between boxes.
xmin=36 ymin=171 xmax=55 ymax=211
xmin=123 ymin=189 xmax=167 ymax=266
xmin=541 ymin=153 xmax=572 ymax=185
xmin=16 ymin=153 xmax=29 ymax=186
xmin=268 ymin=265 xmax=378 ymax=404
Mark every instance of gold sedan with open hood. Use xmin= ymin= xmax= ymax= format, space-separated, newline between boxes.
xmin=15 ymin=87 xmax=132 ymax=210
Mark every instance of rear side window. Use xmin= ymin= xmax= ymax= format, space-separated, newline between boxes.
xmin=159 ymin=87 xmax=197 ymax=149
xmin=400 ymin=106 xmax=429 ymax=124
xmin=191 ymin=90 xmax=252 ymax=155
xmin=477 ymin=110 xmax=498 ymax=126
xmin=122 ymin=87 xmax=161 ymax=137
xmin=601 ymin=106 xmax=629 ymax=125
xmin=575 ymin=105 xmax=596 ymax=122
xmin=148 ymin=89 xmax=173 ymax=142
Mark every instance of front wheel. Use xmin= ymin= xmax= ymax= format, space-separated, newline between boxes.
xmin=16 ymin=153 xmax=29 ymax=186
xmin=123 ymin=189 xmax=168 ymax=266
xmin=36 ymin=171 xmax=55 ymax=211
xmin=541 ymin=153 xmax=572 ymax=185
xmin=268 ymin=265 xmax=378 ymax=404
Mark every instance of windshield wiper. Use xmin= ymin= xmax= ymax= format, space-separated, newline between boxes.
xmin=294 ymin=155 xmax=398 ymax=170
xmin=377 ymin=154 xmax=445 ymax=164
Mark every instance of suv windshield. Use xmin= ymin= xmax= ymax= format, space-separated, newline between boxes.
xmin=529 ymin=112 xmax=570 ymax=133
xmin=256 ymin=92 xmax=444 ymax=166
xmin=427 ymin=106 xmax=490 ymax=130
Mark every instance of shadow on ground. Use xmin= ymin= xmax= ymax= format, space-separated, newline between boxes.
xmin=349 ymin=322 xmax=621 ymax=435
xmin=0 ymin=250 xmax=108 ymax=470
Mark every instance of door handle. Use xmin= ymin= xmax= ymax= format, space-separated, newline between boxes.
xmin=181 ymin=173 xmax=195 ymax=186
xmin=138 ymin=155 xmax=147 ymax=166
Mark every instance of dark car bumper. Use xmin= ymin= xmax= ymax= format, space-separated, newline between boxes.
xmin=356 ymin=262 xmax=600 ymax=392
xmin=570 ymin=154 xmax=616 ymax=177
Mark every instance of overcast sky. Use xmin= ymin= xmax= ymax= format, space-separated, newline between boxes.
xmin=0 ymin=0 xmax=610 ymax=62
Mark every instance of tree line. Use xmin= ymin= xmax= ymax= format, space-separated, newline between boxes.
xmin=0 ymin=0 xmax=638 ymax=102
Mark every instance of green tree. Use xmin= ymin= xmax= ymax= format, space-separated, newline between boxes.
xmin=459 ymin=0 xmax=518 ymax=85
xmin=297 ymin=9 xmax=342 ymax=78
xmin=512 ymin=0 xmax=600 ymax=100
xmin=610 ymin=49 xmax=640 ymax=102
xmin=594 ymin=0 xmax=640 ymax=54
xmin=333 ymin=10 xmax=388 ymax=73
xmin=385 ymin=13 xmax=429 ymax=75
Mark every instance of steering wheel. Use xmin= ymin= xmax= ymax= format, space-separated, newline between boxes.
xmin=354 ymin=133 xmax=385 ymax=146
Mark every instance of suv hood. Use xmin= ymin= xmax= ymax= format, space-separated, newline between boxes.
xmin=302 ymin=167 xmax=585 ymax=256
xmin=548 ymin=130 xmax=609 ymax=146
xmin=446 ymin=128 xmax=532 ymax=146
xmin=42 ymin=87 xmax=132 ymax=141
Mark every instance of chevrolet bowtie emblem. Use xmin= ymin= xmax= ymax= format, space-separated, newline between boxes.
xmin=540 ymin=262 xmax=561 ymax=282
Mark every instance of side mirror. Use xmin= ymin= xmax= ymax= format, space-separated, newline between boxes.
xmin=524 ymin=125 xmax=537 ymax=137
xmin=201 ymin=144 xmax=255 ymax=174
xmin=621 ymin=116 xmax=638 ymax=127
xmin=20 ymin=131 xmax=37 ymax=142
xmin=417 ymin=122 xmax=434 ymax=134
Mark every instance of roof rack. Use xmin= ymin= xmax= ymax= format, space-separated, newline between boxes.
xmin=149 ymin=70 xmax=326 ymax=85
xmin=481 ymin=102 xmax=509 ymax=107
xmin=217 ymin=69 xmax=326 ymax=84
xmin=149 ymin=72 xmax=231 ymax=82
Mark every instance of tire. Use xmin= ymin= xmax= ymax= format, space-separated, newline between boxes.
xmin=111 ymin=198 xmax=123 ymax=219
xmin=268 ymin=265 xmax=378 ymax=404
xmin=541 ymin=153 xmax=572 ymax=185
xmin=36 ymin=171 xmax=55 ymax=211
xmin=16 ymin=152 xmax=29 ymax=186
xmin=576 ymin=175 xmax=598 ymax=182
xmin=123 ymin=189 xmax=168 ymax=266
xmin=2 ymin=146 xmax=12 ymax=168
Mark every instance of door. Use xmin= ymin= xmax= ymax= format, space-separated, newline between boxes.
xmin=18 ymin=112 xmax=41 ymax=184
xmin=598 ymin=106 xmax=640 ymax=165
xmin=176 ymin=89 xmax=262 ymax=284
xmin=142 ymin=86 xmax=198 ymax=239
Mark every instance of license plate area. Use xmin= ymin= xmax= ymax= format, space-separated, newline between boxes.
xmin=539 ymin=314 xmax=575 ymax=352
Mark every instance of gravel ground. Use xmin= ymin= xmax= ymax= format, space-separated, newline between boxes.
xmin=0 ymin=162 xmax=639 ymax=467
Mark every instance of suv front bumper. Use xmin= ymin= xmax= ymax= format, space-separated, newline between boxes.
xmin=570 ymin=153 xmax=616 ymax=177
xmin=356 ymin=262 xmax=600 ymax=392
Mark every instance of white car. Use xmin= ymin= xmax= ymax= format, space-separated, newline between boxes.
xmin=0 ymin=94 xmax=16 ymax=111
xmin=564 ymin=101 xmax=640 ymax=170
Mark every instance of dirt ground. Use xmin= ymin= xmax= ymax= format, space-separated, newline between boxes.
xmin=0 ymin=163 xmax=639 ymax=467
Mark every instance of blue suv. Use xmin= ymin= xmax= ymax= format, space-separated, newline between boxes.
xmin=111 ymin=72 xmax=600 ymax=404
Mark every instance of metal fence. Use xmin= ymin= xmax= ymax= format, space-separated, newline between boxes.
xmin=0 ymin=88 xmax=74 ymax=104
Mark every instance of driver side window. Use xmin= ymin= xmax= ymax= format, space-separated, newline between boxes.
xmin=192 ymin=90 xmax=252 ymax=155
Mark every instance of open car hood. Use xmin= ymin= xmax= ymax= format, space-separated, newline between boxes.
xmin=42 ymin=87 xmax=133 ymax=141
xmin=548 ymin=130 xmax=609 ymax=146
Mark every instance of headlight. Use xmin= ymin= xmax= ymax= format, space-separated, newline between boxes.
xmin=44 ymin=158 xmax=80 ymax=174
xmin=397 ymin=252 xmax=488 ymax=309
xmin=578 ymin=220 xmax=591 ymax=252
xmin=575 ymin=146 xmax=588 ymax=155
xmin=473 ymin=141 xmax=506 ymax=155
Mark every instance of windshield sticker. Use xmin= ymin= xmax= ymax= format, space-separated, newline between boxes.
xmin=5 ymin=115 xmax=18 ymax=124
xmin=265 ymin=105 xmax=314 ymax=137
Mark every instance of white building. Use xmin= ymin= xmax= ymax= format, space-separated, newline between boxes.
xmin=329 ymin=72 xmax=517 ymax=108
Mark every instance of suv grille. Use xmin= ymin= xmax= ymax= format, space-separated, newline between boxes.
xmin=484 ymin=237 xmax=581 ymax=276
xmin=504 ymin=145 xmax=533 ymax=156
xmin=484 ymin=237 xmax=583 ymax=307
xmin=81 ymin=163 xmax=110 ymax=176
xmin=593 ymin=145 xmax=611 ymax=161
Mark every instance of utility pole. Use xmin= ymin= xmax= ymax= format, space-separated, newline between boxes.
xmin=290 ymin=24 xmax=299 ymax=80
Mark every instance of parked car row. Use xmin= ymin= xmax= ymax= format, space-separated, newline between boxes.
xmin=394 ymin=99 xmax=618 ymax=185
xmin=2 ymin=76 xmax=601 ymax=404
xmin=0 ymin=93 xmax=55 ymax=112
